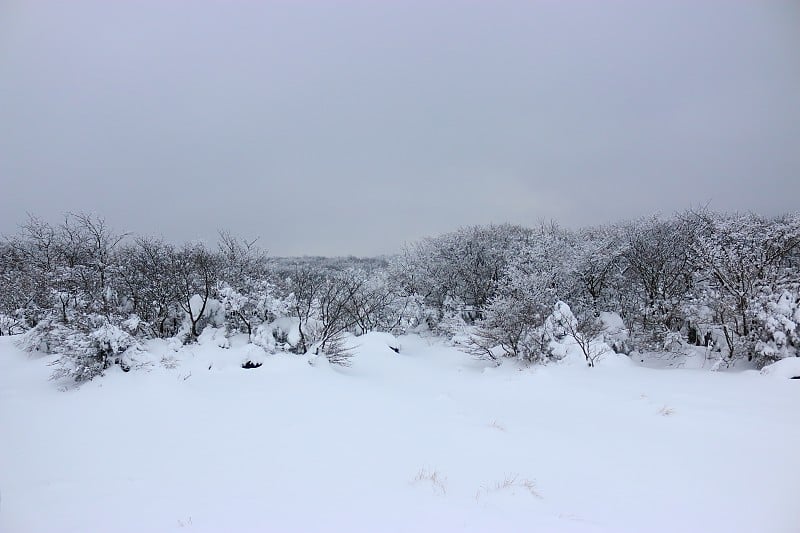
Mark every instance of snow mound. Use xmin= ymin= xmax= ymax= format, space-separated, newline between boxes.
xmin=599 ymin=311 xmax=630 ymax=353
xmin=240 ymin=344 xmax=268 ymax=368
xmin=197 ymin=327 xmax=230 ymax=349
xmin=760 ymin=357 xmax=800 ymax=379
xmin=352 ymin=331 xmax=402 ymax=356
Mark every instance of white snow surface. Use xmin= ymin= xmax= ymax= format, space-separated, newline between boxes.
xmin=1 ymin=333 xmax=799 ymax=533
xmin=760 ymin=356 xmax=800 ymax=379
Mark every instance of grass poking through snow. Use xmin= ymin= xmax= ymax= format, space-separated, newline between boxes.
xmin=412 ymin=468 xmax=447 ymax=495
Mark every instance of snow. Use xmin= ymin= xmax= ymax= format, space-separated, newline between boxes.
xmin=196 ymin=326 xmax=231 ymax=350
xmin=1 ymin=334 xmax=799 ymax=533
xmin=760 ymin=356 xmax=800 ymax=379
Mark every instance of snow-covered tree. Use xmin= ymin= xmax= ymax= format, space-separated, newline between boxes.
xmin=685 ymin=210 xmax=800 ymax=364
xmin=467 ymin=225 xmax=573 ymax=363
xmin=618 ymin=215 xmax=695 ymax=349
xmin=172 ymin=242 xmax=220 ymax=340
xmin=115 ymin=237 xmax=182 ymax=338
xmin=550 ymin=301 xmax=609 ymax=367
xmin=751 ymin=287 xmax=800 ymax=366
xmin=569 ymin=225 xmax=626 ymax=314
xmin=398 ymin=224 xmax=534 ymax=322
xmin=3 ymin=209 xmax=799 ymax=380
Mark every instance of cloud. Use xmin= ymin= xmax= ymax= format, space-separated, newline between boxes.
xmin=1 ymin=0 xmax=798 ymax=255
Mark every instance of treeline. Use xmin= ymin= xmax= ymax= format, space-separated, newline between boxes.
xmin=1 ymin=210 xmax=798 ymax=381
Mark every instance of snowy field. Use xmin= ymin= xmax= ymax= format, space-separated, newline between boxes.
xmin=1 ymin=333 xmax=799 ymax=533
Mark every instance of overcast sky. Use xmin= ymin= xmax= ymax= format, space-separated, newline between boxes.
xmin=1 ymin=1 xmax=799 ymax=255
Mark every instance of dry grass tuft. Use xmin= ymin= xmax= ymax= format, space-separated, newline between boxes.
xmin=412 ymin=468 xmax=447 ymax=495
xmin=475 ymin=473 xmax=542 ymax=502
xmin=488 ymin=420 xmax=506 ymax=432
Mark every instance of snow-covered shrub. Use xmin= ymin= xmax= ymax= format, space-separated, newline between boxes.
xmin=251 ymin=323 xmax=278 ymax=353
xmin=19 ymin=316 xmax=140 ymax=382
xmin=172 ymin=243 xmax=220 ymax=340
xmin=0 ymin=313 xmax=26 ymax=336
xmin=467 ymin=292 xmax=551 ymax=364
xmin=544 ymin=301 xmax=575 ymax=341
xmin=395 ymin=224 xmax=535 ymax=326
xmin=217 ymin=281 xmax=287 ymax=338
xmin=548 ymin=301 xmax=610 ymax=367
xmin=249 ymin=317 xmax=300 ymax=353
xmin=382 ymin=292 xmax=431 ymax=335
xmin=3 ymin=209 xmax=799 ymax=377
xmin=466 ymin=230 xmax=574 ymax=364
xmin=434 ymin=296 xmax=470 ymax=338
xmin=310 ymin=331 xmax=354 ymax=367
xmin=618 ymin=215 xmax=694 ymax=351
xmin=684 ymin=210 xmax=800 ymax=364
xmin=285 ymin=267 xmax=365 ymax=363
xmin=598 ymin=312 xmax=630 ymax=354
xmin=751 ymin=288 xmax=800 ymax=367
xmin=240 ymin=344 xmax=268 ymax=369
xmin=115 ymin=237 xmax=183 ymax=339
xmin=570 ymin=226 xmax=627 ymax=313
xmin=197 ymin=326 xmax=231 ymax=349
xmin=214 ymin=233 xmax=285 ymax=339
xmin=15 ymin=317 xmax=62 ymax=354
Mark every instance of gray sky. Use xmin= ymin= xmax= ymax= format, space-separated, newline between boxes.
xmin=1 ymin=0 xmax=799 ymax=256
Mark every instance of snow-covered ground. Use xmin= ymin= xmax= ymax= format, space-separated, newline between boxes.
xmin=1 ymin=333 xmax=798 ymax=533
